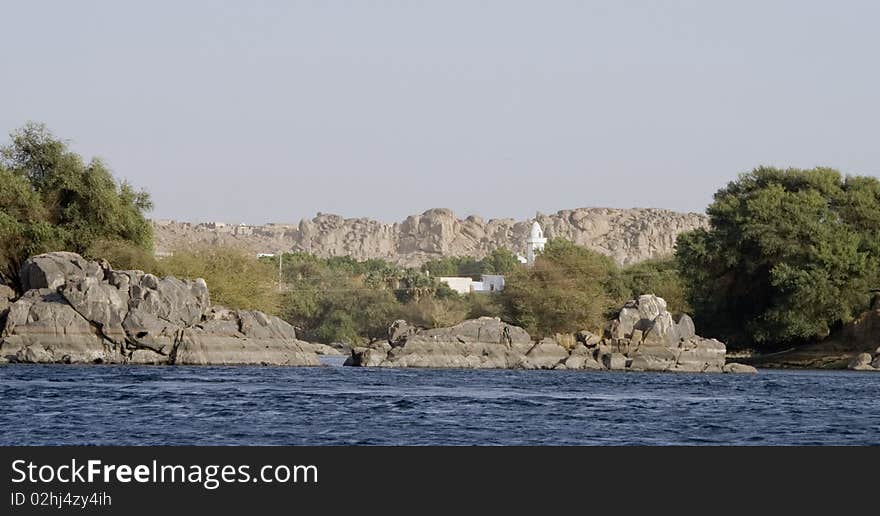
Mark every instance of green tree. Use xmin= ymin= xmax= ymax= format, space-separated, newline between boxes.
xmin=159 ymin=246 xmax=280 ymax=314
xmin=0 ymin=123 xmax=152 ymax=287
xmin=676 ymin=166 xmax=877 ymax=349
xmin=500 ymin=238 xmax=617 ymax=337
xmin=608 ymin=258 xmax=690 ymax=314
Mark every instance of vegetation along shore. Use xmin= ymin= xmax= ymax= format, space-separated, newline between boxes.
xmin=2 ymin=124 xmax=880 ymax=371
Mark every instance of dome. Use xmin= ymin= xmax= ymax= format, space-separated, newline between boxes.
xmin=529 ymin=221 xmax=543 ymax=239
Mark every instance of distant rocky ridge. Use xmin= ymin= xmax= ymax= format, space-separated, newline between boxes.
xmin=153 ymin=207 xmax=708 ymax=266
xmin=345 ymin=294 xmax=756 ymax=374
xmin=0 ymin=252 xmax=337 ymax=365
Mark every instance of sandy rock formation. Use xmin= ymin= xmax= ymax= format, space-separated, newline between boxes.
xmin=0 ymin=252 xmax=324 ymax=366
xmin=153 ymin=207 xmax=708 ymax=266
xmin=345 ymin=297 xmax=751 ymax=373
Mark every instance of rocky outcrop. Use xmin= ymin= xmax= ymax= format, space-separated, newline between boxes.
xmin=0 ymin=279 xmax=15 ymax=329
xmin=602 ymin=295 xmax=730 ymax=373
xmin=153 ymin=207 xmax=708 ymax=266
xmin=846 ymin=352 xmax=879 ymax=372
xmin=0 ymin=252 xmax=323 ymax=366
xmin=345 ymin=297 xmax=752 ymax=373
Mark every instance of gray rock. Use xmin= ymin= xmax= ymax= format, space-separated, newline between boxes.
xmin=628 ymin=352 xmax=675 ymax=372
xmin=677 ymin=338 xmax=726 ymax=370
xmin=154 ymin=208 xmax=709 ymax=268
xmin=347 ymin=318 xmax=533 ymax=369
xmin=128 ymin=276 xmax=210 ymax=327
xmin=643 ymin=311 xmax=679 ymax=347
xmin=237 ymin=310 xmax=297 ymax=340
xmin=576 ymin=330 xmax=601 ymax=347
xmin=872 ymin=355 xmax=880 ymax=369
xmin=601 ymin=352 xmax=627 ymax=371
xmin=122 ymin=308 xmax=182 ymax=356
xmin=129 ymin=348 xmax=170 ymax=365
xmin=174 ymin=330 xmax=319 ymax=366
xmin=522 ymin=337 xmax=569 ymax=370
xmin=345 ymin=345 xmax=389 ymax=367
xmin=419 ymin=317 xmax=531 ymax=346
xmin=636 ymin=294 xmax=666 ymax=321
xmin=1 ymin=252 xmax=324 ymax=367
xmin=722 ymin=363 xmax=758 ymax=374
xmin=0 ymin=282 xmax=15 ymax=329
xmin=61 ymin=276 xmax=129 ymax=345
xmin=0 ymin=289 xmax=123 ymax=364
xmin=848 ymin=353 xmax=875 ymax=371
xmin=388 ymin=319 xmax=420 ymax=346
xmin=617 ymin=305 xmax=641 ymax=338
xmin=19 ymin=252 xmax=104 ymax=291
xmin=674 ymin=314 xmax=696 ymax=342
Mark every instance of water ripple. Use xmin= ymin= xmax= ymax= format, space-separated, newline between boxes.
xmin=1 ymin=365 xmax=878 ymax=445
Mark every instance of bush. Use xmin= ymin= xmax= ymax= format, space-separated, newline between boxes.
xmin=158 ymin=246 xmax=280 ymax=314
xmin=499 ymin=238 xmax=617 ymax=338
xmin=0 ymin=123 xmax=152 ymax=288
xmin=608 ymin=258 xmax=690 ymax=315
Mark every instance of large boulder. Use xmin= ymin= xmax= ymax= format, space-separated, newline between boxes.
xmin=1 ymin=289 xmax=123 ymax=364
xmin=346 ymin=317 xmax=532 ymax=369
xmin=563 ymin=343 xmax=603 ymax=370
xmin=128 ymin=275 xmax=210 ymax=327
xmin=19 ymin=252 xmax=104 ymax=292
xmin=0 ymin=252 xmax=323 ymax=367
xmin=419 ymin=317 xmax=532 ymax=346
xmin=522 ymin=337 xmax=570 ymax=370
xmin=847 ymin=353 xmax=875 ymax=371
xmin=174 ymin=329 xmax=319 ymax=366
xmin=603 ymin=294 xmax=729 ymax=374
xmin=388 ymin=319 xmax=420 ymax=346
xmin=0 ymin=281 xmax=15 ymax=329
xmin=61 ymin=276 xmax=129 ymax=345
xmin=723 ymin=363 xmax=758 ymax=374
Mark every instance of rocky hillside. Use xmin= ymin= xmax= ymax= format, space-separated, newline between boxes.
xmin=153 ymin=207 xmax=708 ymax=266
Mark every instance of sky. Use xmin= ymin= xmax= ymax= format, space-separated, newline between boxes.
xmin=2 ymin=1 xmax=879 ymax=224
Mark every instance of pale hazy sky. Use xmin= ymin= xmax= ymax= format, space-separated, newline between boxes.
xmin=2 ymin=1 xmax=878 ymax=224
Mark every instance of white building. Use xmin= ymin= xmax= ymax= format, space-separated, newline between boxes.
xmin=481 ymin=274 xmax=505 ymax=292
xmin=438 ymin=277 xmax=477 ymax=295
xmin=526 ymin=221 xmax=547 ymax=266
xmin=439 ymin=274 xmax=506 ymax=295
xmin=438 ymin=222 xmax=543 ymax=293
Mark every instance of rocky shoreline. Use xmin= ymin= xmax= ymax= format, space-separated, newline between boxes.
xmin=345 ymin=295 xmax=757 ymax=374
xmin=0 ymin=252 xmax=338 ymax=366
xmin=17 ymin=251 xmax=880 ymax=374
xmin=0 ymin=253 xmax=757 ymax=373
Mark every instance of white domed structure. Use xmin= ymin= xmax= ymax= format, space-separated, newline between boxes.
xmin=526 ymin=221 xmax=547 ymax=266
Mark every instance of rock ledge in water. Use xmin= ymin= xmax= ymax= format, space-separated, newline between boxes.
xmin=0 ymin=252 xmax=321 ymax=366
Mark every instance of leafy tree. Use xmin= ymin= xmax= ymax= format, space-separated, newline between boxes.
xmin=608 ymin=258 xmax=690 ymax=314
xmin=500 ymin=238 xmax=617 ymax=337
xmin=421 ymin=248 xmax=521 ymax=279
xmin=0 ymin=123 xmax=152 ymax=288
xmin=482 ymin=247 xmax=521 ymax=276
xmin=158 ymin=246 xmax=280 ymax=314
xmin=676 ymin=166 xmax=877 ymax=349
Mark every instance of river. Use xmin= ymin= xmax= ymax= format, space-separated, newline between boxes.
xmin=2 ymin=363 xmax=878 ymax=445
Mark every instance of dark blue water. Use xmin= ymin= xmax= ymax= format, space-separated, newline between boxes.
xmin=1 ymin=362 xmax=878 ymax=445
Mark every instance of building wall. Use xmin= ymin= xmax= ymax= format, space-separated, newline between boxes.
xmin=438 ymin=277 xmax=475 ymax=295
xmin=480 ymin=274 xmax=505 ymax=292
